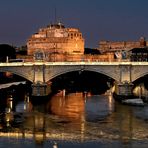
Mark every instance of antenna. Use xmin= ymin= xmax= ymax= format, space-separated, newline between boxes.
xmin=54 ymin=7 xmax=57 ymax=24
xmin=49 ymin=9 xmax=51 ymax=23
xmin=49 ymin=8 xmax=52 ymax=26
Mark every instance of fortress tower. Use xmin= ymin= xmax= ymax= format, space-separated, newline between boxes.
xmin=27 ymin=22 xmax=84 ymax=55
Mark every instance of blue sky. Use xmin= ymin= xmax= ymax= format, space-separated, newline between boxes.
xmin=0 ymin=0 xmax=148 ymax=48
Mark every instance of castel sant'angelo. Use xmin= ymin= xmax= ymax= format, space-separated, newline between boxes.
xmin=27 ymin=22 xmax=84 ymax=55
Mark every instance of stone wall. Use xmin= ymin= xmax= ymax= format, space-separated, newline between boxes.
xmin=99 ymin=37 xmax=147 ymax=52
xmin=17 ymin=52 xmax=114 ymax=62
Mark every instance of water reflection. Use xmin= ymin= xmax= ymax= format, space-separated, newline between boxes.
xmin=15 ymin=100 xmax=32 ymax=113
xmin=1 ymin=89 xmax=148 ymax=147
xmin=85 ymin=95 xmax=114 ymax=122
xmin=47 ymin=93 xmax=85 ymax=121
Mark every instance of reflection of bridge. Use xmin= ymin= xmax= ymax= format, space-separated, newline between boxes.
xmin=0 ymin=61 xmax=148 ymax=97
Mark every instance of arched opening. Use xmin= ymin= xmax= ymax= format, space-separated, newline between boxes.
xmin=49 ymin=70 xmax=114 ymax=95
xmin=132 ymin=75 xmax=148 ymax=100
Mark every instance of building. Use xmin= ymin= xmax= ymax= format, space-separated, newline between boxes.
xmin=130 ymin=47 xmax=148 ymax=61
xmin=97 ymin=37 xmax=148 ymax=61
xmin=98 ymin=37 xmax=147 ymax=52
xmin=27 ymin=22 xmax=84 ymax=56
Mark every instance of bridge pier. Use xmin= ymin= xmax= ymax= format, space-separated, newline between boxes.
xmin=32 ymin=64 xmax=52 ymax=96
xmin=32 ymin=82 xmax=51 ymax=96
xmin=114 ymin=64 xmax=134 ymax=99
xmin=116 ymin=81 xmax=134 ymax=96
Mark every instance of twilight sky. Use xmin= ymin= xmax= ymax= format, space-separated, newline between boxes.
xmin=0 ymin=0 xmax=148 ymax=48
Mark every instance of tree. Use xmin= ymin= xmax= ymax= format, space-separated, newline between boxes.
xmin=0 ymin=44 xmax=16 ymax=62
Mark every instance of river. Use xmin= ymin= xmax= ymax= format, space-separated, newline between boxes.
xmin=0 ymin=85 xmax=148 ymax=148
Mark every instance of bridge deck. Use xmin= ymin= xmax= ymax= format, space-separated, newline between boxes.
xmin=0 ymin=61 xmax=147 ymax=66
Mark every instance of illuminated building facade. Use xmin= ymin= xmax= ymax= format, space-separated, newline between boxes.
xmin=27 ymin=22 xmax=84 ymax=55
xmin=98 ymin=37 xmax=147 ymax=52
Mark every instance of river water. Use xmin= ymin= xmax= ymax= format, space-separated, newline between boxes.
xmin=1 ymin=86 xmax=148 ymax=148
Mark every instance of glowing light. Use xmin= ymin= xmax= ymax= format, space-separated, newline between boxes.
xmin=108 ymin=95 xmax=113 ymax=112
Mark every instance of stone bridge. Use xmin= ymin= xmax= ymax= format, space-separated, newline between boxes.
xmin=0 ymin=61 xmax=147 ymax=96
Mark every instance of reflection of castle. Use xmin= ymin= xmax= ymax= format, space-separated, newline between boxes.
xmin=27 ymin=22 xmax=84 ymax=55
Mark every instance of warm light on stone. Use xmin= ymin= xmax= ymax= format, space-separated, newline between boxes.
xmin=27 ymin=23 xmax=84 ymax=55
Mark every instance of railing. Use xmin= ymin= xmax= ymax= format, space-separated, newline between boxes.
xmin=17 ymin=54 xmax=128 ymax=62
xmin=5 ymin=54 xmax=148 ymax=63
xmin=1 ymin=61 xmax=148 ymax=67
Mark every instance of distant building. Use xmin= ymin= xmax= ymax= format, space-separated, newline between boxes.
xmin=27 ymin=22 xmax=84 ymax=55
xmin=98 ymin=37 xmax=148 ymax=61
xmin=130 ymin=47 xmax=148 ymax=61
xmin=98 ymin=37 xmax=147 ymax=52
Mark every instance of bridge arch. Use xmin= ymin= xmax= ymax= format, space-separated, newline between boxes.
xmin=0 ymin=69 xmax=33 ymax=82
xmin=83 ymin=67 xmax=118 ymax=81
xmin=45 ymin=66 xmax=118 ymax=83
xmin=132 ymin=72 xmax=148 ymax=82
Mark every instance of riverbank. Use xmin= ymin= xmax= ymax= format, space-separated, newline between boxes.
xmin=0 ymin=81 xmax=26 ymax=89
